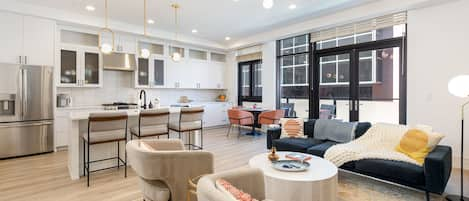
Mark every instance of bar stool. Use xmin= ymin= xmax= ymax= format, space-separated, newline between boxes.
xmin=130 ymin=108 xmax=170 ymax=140
xmin=169 ymin=107 xmax=204 ymax=150
xmin=82 ymin=112 xmax=128 ymax=187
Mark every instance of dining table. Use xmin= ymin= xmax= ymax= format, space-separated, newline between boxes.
xmin=240 ymin=107 xmax=268 ymax=136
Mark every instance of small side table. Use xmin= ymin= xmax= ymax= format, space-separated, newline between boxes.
xmin=249 ymin=152 xmax=338 ymax=201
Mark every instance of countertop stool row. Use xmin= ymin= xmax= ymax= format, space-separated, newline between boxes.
xmin=82 ymin=107 xmax=205 ymax=187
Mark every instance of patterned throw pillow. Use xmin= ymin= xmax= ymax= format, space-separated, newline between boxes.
xmin=395 ymin=129 xmax=444 ymax=165
xmin=279 ymin=118 xmax=305 ymax=138
xmin=216 ymin=179 xmax=259 ymax=201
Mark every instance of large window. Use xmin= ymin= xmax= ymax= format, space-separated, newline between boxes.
xmin=238 ymin=60 xmax=262 ymax=104
xmin=277 ymin=34 xmax=310 ymax=118
xmin=313 ymin=24 xmax=407 ymax=124
xmin=276 ymin=22 xmax=407 ymax=123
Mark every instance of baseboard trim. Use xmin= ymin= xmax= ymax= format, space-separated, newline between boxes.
xmin=452 ymin=156 xmax=469 ymax=170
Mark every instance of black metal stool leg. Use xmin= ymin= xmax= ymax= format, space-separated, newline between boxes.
xmin=83 ymin=138 xmax=85 ymax=176
xmin=201 ymin=129 xmax=203 ymax=149
xmin=117 ymin=141 xmax=120 ymax=169
xmin=87 ymin=141 xmax=90 ymax=187
xmin=124 ymin=143 xmax=127 ymax=178
xmin=188 ymin=131 xmax=191 ymax=150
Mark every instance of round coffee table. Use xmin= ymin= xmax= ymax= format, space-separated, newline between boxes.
xmin=248 ymin=151 xmax=338 ymax=201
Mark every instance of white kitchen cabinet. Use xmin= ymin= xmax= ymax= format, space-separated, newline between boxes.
xmin=58 ymin=45 xmax=103 ymax=87
xmin=54 ymin=110 xmax=70 ymax=149
xmin=209 ymin=62 xmax=225 ymax=89
xmin=0 ymin=12 xmax=55 ymax=66
xmin=135 ymin=55 xmax=166 ymax=88
xmin=167 ymin=59 xmax=196 ymax=89
xmin=203 ymin=102 xmax=232 ymax=127
xmin=0 ymin=12 xmax=23 ymax=64
xmin=23 ymin=16 xmax=55 ymax=66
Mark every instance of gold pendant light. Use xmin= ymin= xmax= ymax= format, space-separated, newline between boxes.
xmin=98 ymin=0 xmax=115 ymax=54
xmin=140 ymin=0 xmax=150 ymax=58
xmin=171 ymin=3 xmax=182 ymax=62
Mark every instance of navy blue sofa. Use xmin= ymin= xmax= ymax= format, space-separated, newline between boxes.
xmin=267 ymin=119 xmax=452 ymax=201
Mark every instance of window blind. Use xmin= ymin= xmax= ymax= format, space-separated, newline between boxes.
xmin=236 ymin=45 xmax=262 ymax=62
xmin=310 ymin=12 xmax=407 ymax=42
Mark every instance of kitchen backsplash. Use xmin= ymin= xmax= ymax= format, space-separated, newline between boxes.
xmin=57 ymin=71 xmax=226 ymax=107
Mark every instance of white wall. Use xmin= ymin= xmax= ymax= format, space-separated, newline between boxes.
xmin=407 ymin=0 xmax=469 ymax=167
xmin=261 ymin=41 xmax=277 ymax=109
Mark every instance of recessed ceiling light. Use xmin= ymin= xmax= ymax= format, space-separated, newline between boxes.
xmin=289 ymin=4 xmax=297 ymax=10
xmin=147 ymin=19 xmax=155 ymax=24
xmin=192 ymin=29 xmax=198 ymax=33
xmin=85 ymin=5 xmax=95 ymax=11
xmin=233 ymin=0 xmax=239 ymax=2
xmin=263 ymin=0 xmax=274 ymax=9
xmin=225 ymin=37 xmax=231 ymax=41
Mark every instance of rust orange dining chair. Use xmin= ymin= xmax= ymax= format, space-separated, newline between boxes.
xmin=258 ymin=110 xmax=285 ymax=125
xmin=227 ymin=109 xmax=254 ymax=138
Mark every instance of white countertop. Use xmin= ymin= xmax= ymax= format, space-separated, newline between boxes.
xmin=67 ymin=107 xmax=181 ymax=121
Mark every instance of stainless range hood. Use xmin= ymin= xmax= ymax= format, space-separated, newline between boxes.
xmin=103 ymin=52 xmax=137 ymax=71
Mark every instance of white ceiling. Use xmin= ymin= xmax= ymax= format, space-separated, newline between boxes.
xmin=13 ymin=0 xmax=371 ymax=46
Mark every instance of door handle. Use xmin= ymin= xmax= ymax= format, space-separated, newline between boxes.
xmin=19 ymin=56 xmax=22 ymax=64
xmin=22 ymin=69 xmax=28 ymax=119
xmin=24 ymin=56 xmax=27 ymax=65
xmin=0 ymin=120 xmax=53 ymax=128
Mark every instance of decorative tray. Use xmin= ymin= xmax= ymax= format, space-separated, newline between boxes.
xmin=272 ymin=160 xmax=310 ymax=172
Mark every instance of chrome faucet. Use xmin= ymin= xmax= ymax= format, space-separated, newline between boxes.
xmin=139 ymin=90 xmax=147 ymax=109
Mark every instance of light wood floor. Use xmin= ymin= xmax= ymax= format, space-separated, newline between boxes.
xmin=0 ymin=126 xmax=467 ymax=201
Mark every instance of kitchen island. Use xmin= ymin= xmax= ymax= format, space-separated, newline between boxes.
xmin=66 ymin=107 xmax=201 ymax=180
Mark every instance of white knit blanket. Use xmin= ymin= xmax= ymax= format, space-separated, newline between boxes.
xmin=324 ymin=123 xmax=421 ymax=167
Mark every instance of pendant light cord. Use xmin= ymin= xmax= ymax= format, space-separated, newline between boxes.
xmin=105 ymin=0 xmax=108 ymax=28
xmin=172 ymin=4 xmax=179 ymax=42
xmin=143 ymin=0 xmax=147 ymax=36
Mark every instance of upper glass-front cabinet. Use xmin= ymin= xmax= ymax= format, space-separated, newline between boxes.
xmin=135 ymin=56 xmax=166 ymax=88
xmin=59 ymin=45 xmax=102 ymax=87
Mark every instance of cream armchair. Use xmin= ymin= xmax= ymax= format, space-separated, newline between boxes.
xmin=127 ymin=139 xmax=214 ymax=201
xmin=197 ymin=168 xmax=266 ymax=201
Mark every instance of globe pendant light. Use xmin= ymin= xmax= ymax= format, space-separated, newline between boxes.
xmin=98 ymin=0 xmax=115 ymax=54
xmin=140 ymin=0 xmax=150 ymax=59
xmin=171 ymin=4 xmax=182 ymax=62
xmin=263 ymin=0 xmax=274 ymax=9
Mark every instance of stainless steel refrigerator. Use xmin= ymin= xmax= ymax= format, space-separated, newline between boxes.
xmin=0 ymin=63 xmax=54 ymax=159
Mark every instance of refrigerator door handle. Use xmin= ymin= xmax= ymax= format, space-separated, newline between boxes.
xmin=22 ymin=69 xmax=28 ymax=120
xmin=0 ymin=120 xmax=53 ymax=128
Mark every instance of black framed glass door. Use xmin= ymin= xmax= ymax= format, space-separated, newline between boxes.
xmin=312 ymin=37 xmax=406 ymax=124
xmin=238 ymin=60 xmax=262 ymax=105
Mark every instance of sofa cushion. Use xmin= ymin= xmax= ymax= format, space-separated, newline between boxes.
xmin=303 ymin=120 xmax=316 ymax=138
xmin=354 ymin=122 xmax=372 ymax=138
xmin=306 ymin=141 xmax=338 ymax=157
xmin=314 ymin=119 xmax=357 ymax=143
xmin=354 ymin=159 xmax=425 ymax=186
xmin=273 ymin=138 xmax=324 ymax=153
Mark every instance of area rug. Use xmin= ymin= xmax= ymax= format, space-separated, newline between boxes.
xmin=338 ymin=171 xmax=443 ymax=201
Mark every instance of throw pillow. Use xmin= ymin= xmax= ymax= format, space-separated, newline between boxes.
xmin=279 ymin=118 xmax=305 ymax=138
xmin=314 ymin=119 xmax=357 ymax=143
xmin=395 ymin=129 xmax=444 ymax=165
xmin=216 ymin=179 xmax=259 ymax=201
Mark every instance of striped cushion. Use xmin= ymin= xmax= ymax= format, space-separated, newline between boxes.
xmin=280 ymin=118 xmax=305 ymax=138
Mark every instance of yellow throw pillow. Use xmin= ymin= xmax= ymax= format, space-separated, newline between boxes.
xmin=279 ymin=118 xmax=305 ymax=138
xmin=395 ymin=129 xmax=444 ymax=165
